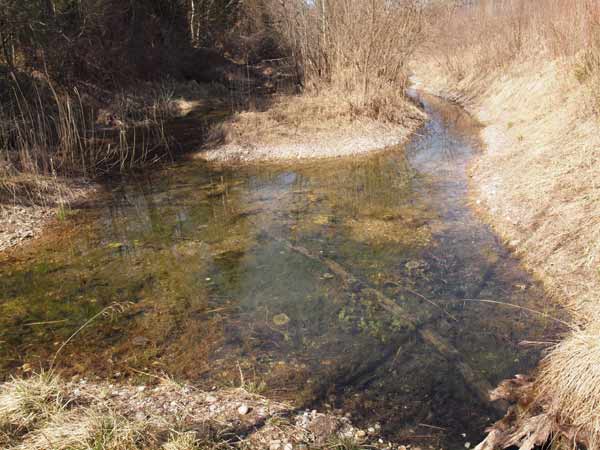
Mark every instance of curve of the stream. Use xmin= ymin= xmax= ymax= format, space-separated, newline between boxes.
xmin=0 ymin=92 xmax=561 ymax=448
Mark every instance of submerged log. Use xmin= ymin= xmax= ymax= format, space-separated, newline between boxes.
xmin=271 ymin=234 xmax=505 ymax=412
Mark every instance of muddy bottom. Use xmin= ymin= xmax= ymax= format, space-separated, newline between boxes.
xmin=0 ymin=93 xmax=560 ymax=449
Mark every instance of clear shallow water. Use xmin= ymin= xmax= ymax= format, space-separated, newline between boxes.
xmin=0 ymin=93 xmax=560 ymax=448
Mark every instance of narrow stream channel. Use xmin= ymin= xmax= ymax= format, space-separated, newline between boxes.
xmin=0 ymin=93 xmax=560 ymax=448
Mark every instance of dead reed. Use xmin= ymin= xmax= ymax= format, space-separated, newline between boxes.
xmin=0 ymin=76 xmax=175 ymax=206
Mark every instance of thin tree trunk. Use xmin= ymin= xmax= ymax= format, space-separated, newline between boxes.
xmin=43 ymin=0 xmax=56 ymax=18
xmin=189 ymin=0 xmax=196 ymax=45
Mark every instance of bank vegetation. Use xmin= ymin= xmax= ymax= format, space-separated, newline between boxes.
xmin=0 ymin=372 xmax=380 ymax=450
xmin=416 ymin=1 xmax=600 ymax=448
xmin=0 ymin=0 xmax=427 ymax=252
xmin=201 ymin=0 xmax=425 ymax=162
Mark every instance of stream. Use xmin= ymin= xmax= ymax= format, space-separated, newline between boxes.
xmin=0 ymin=93 xmax=560 ymax=448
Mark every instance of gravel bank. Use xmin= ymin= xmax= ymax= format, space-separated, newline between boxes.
xmin=0 ymin=205 xmax=54 ymax=252
xmin=197 ymin=123 xmax=421 ymax=163
xmin=0 ymin=374 xmax=398 ymax=449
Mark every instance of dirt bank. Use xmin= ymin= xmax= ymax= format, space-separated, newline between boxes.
xmin=0 ymin=178 xmax=97 ymax=253
xmin=413 ymin=56 xmax=600 ymax=448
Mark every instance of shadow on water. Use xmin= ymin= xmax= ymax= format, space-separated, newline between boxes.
xmin=0 ymin=92 xmax=562 ymax=448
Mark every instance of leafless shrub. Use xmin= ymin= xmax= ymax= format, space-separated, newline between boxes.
xmin=269 ymin=0 xmax=423 ymax=122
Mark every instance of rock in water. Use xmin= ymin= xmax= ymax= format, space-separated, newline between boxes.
xmin=272 ymin=313 xmax=290 ymax=326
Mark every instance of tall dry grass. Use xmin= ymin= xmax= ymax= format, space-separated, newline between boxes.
xmin=0 ymin=76 xmax=174 ymax=205
xmin=425 ymin=0 xmax=600 ymax=97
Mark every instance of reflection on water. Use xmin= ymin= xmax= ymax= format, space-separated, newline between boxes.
xmin=0 ymin=93 xmax=559 ymax=448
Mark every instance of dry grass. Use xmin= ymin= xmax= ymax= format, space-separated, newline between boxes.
xmin=209 ymin=91 xmax=423 ymax=147
xmin=537 ymin=322 xmax=600 ymax=449
xmin=0 ymin=373 xmax=373 ymax=450
xmin=0 ymin=372 xmax=65 ymax=441
xmin=414 ymin=1 xmax=600 ymax=448
xmin=200 ymin=91 xmax=424 ymax=162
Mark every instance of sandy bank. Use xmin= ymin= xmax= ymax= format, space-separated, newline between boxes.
xmin=198 ymin=123 xmax=418 ymax=162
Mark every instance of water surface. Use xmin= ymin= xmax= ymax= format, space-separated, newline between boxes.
xmin=0 ymin=93 xmax=559 ymax=448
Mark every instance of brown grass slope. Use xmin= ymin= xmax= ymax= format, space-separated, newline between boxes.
xmin=414 ymin=1 xmax=600 ymax=448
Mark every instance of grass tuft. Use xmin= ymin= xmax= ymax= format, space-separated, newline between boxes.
xmin=537 ymin=323 xmax=600 ymax=449
xmin=0 ymin=371 xmax=65 ymax=441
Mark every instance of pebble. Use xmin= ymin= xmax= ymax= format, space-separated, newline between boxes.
xmin=132 ymin=336 xmax=150 ymax=347
xmin=283 ymin=444 xmax=293 ymax=450
xmin=356 ymin=430 xmax=366 ymax=438
xmin=340 ymin=430 xmax=354 ymax=439
xmin=237 ymin=404 xmax=250 ymax=415
xmin=272 ymin=313 xmax=290 ymax=326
